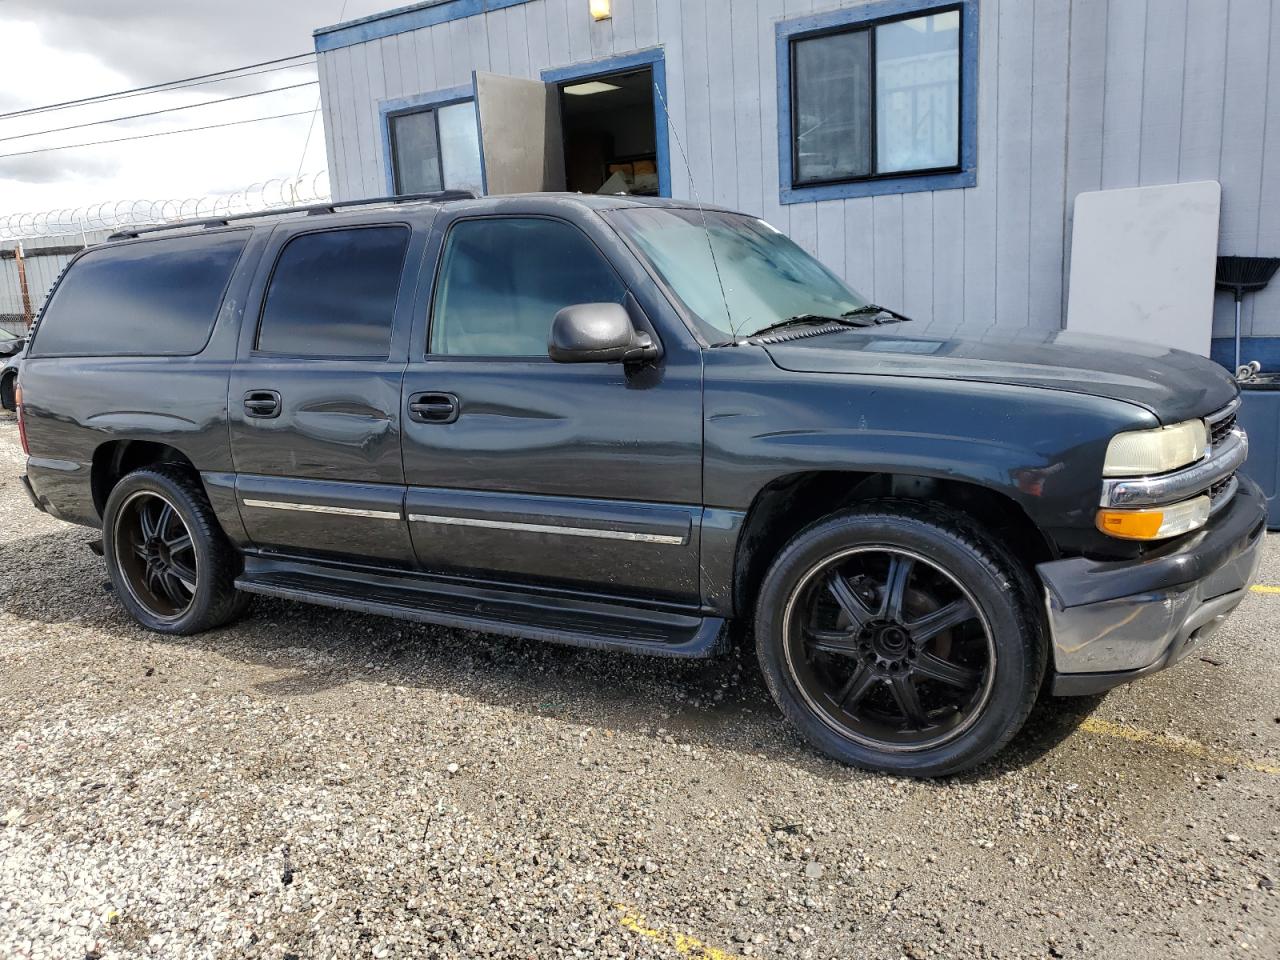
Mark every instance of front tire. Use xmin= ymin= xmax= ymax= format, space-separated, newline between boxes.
xmin=103 ymin=464 xmax=249 ymax=635
xmin=755 ymin=501 xmax=1046 ymax=777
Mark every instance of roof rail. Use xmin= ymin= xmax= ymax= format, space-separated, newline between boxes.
xmin=106 ymin=190 xmax=476 ymax=241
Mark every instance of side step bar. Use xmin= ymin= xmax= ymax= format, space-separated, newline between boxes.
xmin=235 ymin=554 xmax=728 ymax=659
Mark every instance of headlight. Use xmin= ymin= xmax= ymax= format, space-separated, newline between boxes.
xmin=1102 ymin=419 xmax=1207 ymax=477
xmin=1096 ymin=496 xmax=1211 ymax=541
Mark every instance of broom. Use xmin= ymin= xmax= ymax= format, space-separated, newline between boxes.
xmin=1216 ymin=256 xmax=1280 ymax=374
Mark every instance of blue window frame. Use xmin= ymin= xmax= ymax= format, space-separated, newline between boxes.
xmin=776 ymin=0 xmax=978 ymax=205
xmin=380 ymin=84 xmax=485 ymax=196
xmin=542 ymin=47 xmax=672 ymax=199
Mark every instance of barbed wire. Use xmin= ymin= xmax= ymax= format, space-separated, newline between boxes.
xmin=0 ymin=171 xmax=331 ymax=242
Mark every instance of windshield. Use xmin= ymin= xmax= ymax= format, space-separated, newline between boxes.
xmin=609 ymin=208 xmax=869 ymax=341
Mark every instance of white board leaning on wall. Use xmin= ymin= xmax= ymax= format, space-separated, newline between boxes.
xmin=1066 ymin=181 xmax=1222 ymax=358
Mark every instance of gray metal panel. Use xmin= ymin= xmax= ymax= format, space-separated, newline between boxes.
xmin=474 ymin=72 xmax=566 ymax=194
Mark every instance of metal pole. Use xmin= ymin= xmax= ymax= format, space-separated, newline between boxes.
xmin=1234 ymin=292 xmax=1243 ymax=375
xmin=14 ymin=241 xmax=34 ymax=330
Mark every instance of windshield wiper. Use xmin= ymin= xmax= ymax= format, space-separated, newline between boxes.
xmin=745 ymin=313 xmax=875 ymax=339
xmin=841 ymin=303 xmax=912 ymax=324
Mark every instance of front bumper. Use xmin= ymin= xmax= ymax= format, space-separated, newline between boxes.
xmin=1038 ymin=475 xmax=1267 ymax=695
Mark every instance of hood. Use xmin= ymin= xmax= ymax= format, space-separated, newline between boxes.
xmin=761 ymin=325 xmax=1238 ymax=424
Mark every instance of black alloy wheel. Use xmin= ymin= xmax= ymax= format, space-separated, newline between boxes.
xmin=102 ymin=464 xmax=249 ymax=635
xmin=113 ymin=490 xmax=200 ymax=621
xmin=784 ymin=546 xmax=995 ymax=751
xmin=755 ymin=502 xmax=1046 ymax=776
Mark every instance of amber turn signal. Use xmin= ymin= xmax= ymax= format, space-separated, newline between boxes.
xmin=1096 ymin=495 xmax=1210 ymax=541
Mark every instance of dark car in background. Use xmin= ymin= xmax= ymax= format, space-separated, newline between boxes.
xmin=12 ymin=192 xmax=1266 ymax=776
xmin=0 ymin=330 xmax=24 ymax=411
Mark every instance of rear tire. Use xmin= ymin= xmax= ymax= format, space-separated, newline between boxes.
xmin=0 ymin=372 xmax=14 ymax=411
xmin=102 ymin=464 xmax=249 ymax=635
xmin=754 ymin=500 xmax=1046 ymax=777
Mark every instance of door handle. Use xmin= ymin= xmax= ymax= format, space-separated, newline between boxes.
xmin=408 ymin=392 xmax=460 ymax=424
xmin=243 ymin=390 xmax=281 ymax=419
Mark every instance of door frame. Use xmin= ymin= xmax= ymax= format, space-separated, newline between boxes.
xmin=541 ymin=46 xmax=671 ymax=199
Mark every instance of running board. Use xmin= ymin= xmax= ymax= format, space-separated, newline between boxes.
xmin=235 ymin=555 xmax=727 ymax=659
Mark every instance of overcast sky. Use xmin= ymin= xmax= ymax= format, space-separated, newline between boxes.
xmin=0 ymin=0 xmax=392 ymax=225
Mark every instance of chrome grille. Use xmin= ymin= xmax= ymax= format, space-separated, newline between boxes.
xmin=1209 ymin=411 xmax=1237 ymax=447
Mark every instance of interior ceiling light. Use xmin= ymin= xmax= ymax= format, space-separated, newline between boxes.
xmin=563 ymin=80 xmax=621 ymax=96
xmin=589 ymin=0 xmax=612 ymax=20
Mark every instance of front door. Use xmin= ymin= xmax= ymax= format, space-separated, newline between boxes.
xmin=400 ymin=209 xmax=703 ymax=603
xmin=228 ymin=220 xmax=425 ymax=566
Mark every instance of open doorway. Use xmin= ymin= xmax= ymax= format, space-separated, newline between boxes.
xmin=557 ymin=67 xmax=660 ymax=196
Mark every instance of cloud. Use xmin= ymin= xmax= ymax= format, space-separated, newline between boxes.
xmin=0 ymin=153 xmax=121 ymax=185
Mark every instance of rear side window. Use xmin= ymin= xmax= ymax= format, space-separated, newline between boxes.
xmin=31 ymin=231 xmax=247 ymax=357
xmin=255 ymin=226 xmax=410 ymax=358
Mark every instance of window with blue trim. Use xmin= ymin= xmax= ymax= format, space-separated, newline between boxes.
xmin=779 ymin=0 xmax=976 ymax=203
xmin=388 ymin=101 xmax=483 ymax=195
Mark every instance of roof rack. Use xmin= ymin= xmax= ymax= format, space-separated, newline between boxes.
xmin=106 ymin=190 xmax=476 ymax=241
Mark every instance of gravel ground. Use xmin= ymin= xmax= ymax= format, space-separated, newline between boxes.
xmin=0 ymin=414 xmax=1277 ymax=960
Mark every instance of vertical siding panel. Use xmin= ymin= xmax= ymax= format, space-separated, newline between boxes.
xmin=610 ymin=0 xmax=638 ymax=53
xmin=633 ymin=0 xmax=659 ymax=49
xmin=317 ymin=54 xmax=345 ymax=200
xmin=526 ymin=1 xmax=551 ymax=73
xmin=845 ymin=198 xmax=875 ymax=299
xmin=507 ymin=4 xmax=532 ymax=77
xmin=590 ymin=5 xmax=614 ymax=57
xmin=464 ymin=15 xmax=491 ymax=76
xmin=331 ymin=48 xmax=362 ymax=200
xmin=930 ymin=189 xmax=965 ymax=333
xmin=731 ymin=0 xmax=763 ymax=218
xmin=345 ymin=46 xmax=373 ymax=198
xmin=1028 ymin=0 xmax=1069 ymax=329
xmin=1137 ymin=0 xmax=1187 ymax=185
xmin=396 ymin=32 xmax=420 ymax=95
xmin=1252 ymin=3 xmax=1280 ymax=337
xmin=872 ymin=195 xmax=904 ymax=311
xmin=1061 ymin=0 xmax=1108 ymax=317
xmin=1100 ymin=0 xmax=1146 ymax=188
xmin=1220 ymin=0 xmax=1272 ymax=336
xmin=487 ymin=9 xmax=512 ymax=75
xmin=680 ymin=0 xmax=715 ymax=202
xmin=781 ymin=0 xmax=816 ymax=247
xmin=816 ymin=199 xmax=846 ymax=276
xmin=546 ymin=0 xmax=572 ymax=68
xmin=1178 ymin=0 xmax=1227 ymax=183
xmin=656 ymin=0 xmax=689 ymax=197
xmin=900 ymin=191 xmax=933 ymax=324
xmin=963 ymin=0 xmax=1000 ymax=325
xmin=414 ymin=27 xmax=438 ymax=93
xmin=568 ymin=0 xmax=592 ymax=63
xmin=757 ymin=0 xmax=787 ymax=227
xmin=363 ymin=42 xmax=389 ymax=197
xmin=381 ymin=36 xmax=404 ymax=100
xmin=431 ymin=21 xmax=457 ymax=87
xmin=706 ymin=0 xmax=739 ymax=209
xmin=995 ymin=0 xmax=1033 ymax=325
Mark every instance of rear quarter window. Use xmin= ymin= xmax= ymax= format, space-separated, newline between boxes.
xmin=29 ymin=231 xmax=248 ymax=357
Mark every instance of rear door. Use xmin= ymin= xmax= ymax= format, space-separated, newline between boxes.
xmin=228 ymin=218 xmax=426 ymax=565
xmin=400 ymin=206 xmax=704 ymax=603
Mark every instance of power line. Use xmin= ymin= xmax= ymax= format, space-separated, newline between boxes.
xmin=0 ymin=52 xmax=316 ymax=122
xmin=0 ymin=61 xmax=319 ymax=123
xmin=0 ymin=110 xmax=318 ymax=160
xmin=0 ymin=81 xmax=319 ymax=144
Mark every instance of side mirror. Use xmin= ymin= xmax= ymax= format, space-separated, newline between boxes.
xmin=548 ymin=302 xmax=659 ymax=364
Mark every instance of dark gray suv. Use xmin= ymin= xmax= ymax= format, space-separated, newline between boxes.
xmin=14 ymin=192 xmax=1265 ymax=776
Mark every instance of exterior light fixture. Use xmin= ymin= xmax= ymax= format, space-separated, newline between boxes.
xmin=589 ymin=0 xmax=611 ymax=21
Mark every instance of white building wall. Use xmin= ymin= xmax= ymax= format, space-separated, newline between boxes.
xmin=316 ymin=0 xmax=1280 ymax=341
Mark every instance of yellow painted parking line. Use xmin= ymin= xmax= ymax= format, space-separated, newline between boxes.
xmin=616 ymin=904 xmax=745 ymax=960
xmin=1251 ymin=584 xmax=1280 ymax=594
xmin=1080 ymin=717 xmax=1280 ymax=776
